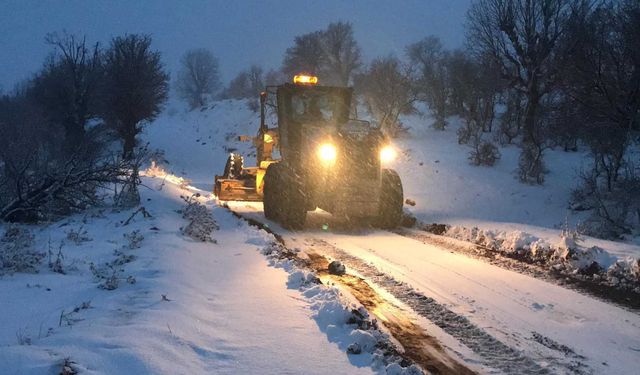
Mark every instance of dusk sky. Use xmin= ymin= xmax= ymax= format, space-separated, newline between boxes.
xmin=0 ymin=0 xmax=472 ymax=91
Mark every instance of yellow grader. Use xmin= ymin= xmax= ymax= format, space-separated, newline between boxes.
xmin=214 ymin=75 xmax=403 ymax=229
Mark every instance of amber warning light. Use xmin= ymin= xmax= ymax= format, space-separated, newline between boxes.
xmin=293 ymin=74 xmax=318 ymax=85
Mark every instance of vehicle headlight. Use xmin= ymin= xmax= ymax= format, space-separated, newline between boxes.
xmin=380 ymin=145 xmax=396 ymax=163
xmin=318 ymin=143 xmax=337 ymax=163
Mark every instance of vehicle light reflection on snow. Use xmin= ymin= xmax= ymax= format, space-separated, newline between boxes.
xmin=306 ymin=252 xmax=474 ymax=374
xmin=142 ymin=160 xmax=200 ymax=191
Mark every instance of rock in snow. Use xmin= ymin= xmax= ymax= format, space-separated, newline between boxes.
xmin=328 ymin=260 xmax=346 ymax=275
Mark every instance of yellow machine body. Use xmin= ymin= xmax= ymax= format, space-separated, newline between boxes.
xmin=213 ymin=109 xmax=279 ymax=201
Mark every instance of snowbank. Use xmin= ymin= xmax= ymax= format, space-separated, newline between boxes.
xmin=261 ymin=241 xmax=424 ymax=374
xmin=428 ymin=223 xmax=640 ymax=293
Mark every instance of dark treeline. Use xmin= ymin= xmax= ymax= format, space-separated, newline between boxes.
xmin=176 ymin=21 xmax=361 ymax=107
xmin=0 ymin=32 xmax=169 ymax=222
xmin=461 ymin=0 xmax=640 ymax=238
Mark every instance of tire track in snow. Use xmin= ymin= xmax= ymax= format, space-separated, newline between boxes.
xmin=305 ymin=238 xmax=591 ymax=375
xmin=221 ymin=203 xmax=588 ymax=373
xmin=304 ymin=251 xmax=476 ymax=375
xmin=223 ymin=205 xmax=476 ymax=374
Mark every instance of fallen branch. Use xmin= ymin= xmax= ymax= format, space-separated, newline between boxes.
xmin=122 ymin=206 xmax=152 ymax=226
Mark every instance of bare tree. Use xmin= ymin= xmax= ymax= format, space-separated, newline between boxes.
xmin=223 ymin=65 xmax=264 ymax=99
xmin=559 ymin=0 xmax=640 ymax=237
xmin=444 ymin=51 xmax=503 ymax=166
xmin=282 ymin=31 xmax=325 ymax=78
xmin=102 ymin=34 xmax=169 ymax=159
xmin=559 ymin=0 xmax=640 ymax=190
xmin=282 ymin=22 xmax=362 ymax=86
xmin=467 ymin=0 xmax=574 ymax=183
xmin=30 ymin=32 xmax=102 ymax=154
xmin=407 ymin=36 xmax=450 ymax=130
xmin=320 ymin=21 xmax=362 ymax=86
xmin=450 ymin=52 xmax=501 ymax=144
xmin=356 ymin=56 xmax=417 ymax=137
xmin=176 ymin=48 xmax=221 ymax=109
xmin=246 ymin=65 xmax=264 ymax=93
xmin=0 ymin=88 xmax=135 ymax=222
xmin=497 ymin=89 xmax=524 ymax=144
xmin=446 ymin=50 xmax=471 ymax=115
xmin=264 ymin=69 xmax=286 ymax=86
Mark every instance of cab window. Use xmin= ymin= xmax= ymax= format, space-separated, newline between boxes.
xmin=291 ymin=92 xmax=336 ymax=123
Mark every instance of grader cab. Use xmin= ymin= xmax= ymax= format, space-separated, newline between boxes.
xmin=214 ymin=75 xmax=403 ymax=229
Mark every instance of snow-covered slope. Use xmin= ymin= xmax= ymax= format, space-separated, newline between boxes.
xmin=0 ymin=177 xmax=378 ymax=375
xmin=146 ymin=99 xmax=640 ymax=262
xmin=394 ymin=111 xmax=640 ymax=257
xmin=143 ymin=100 xmax=260 ymax=192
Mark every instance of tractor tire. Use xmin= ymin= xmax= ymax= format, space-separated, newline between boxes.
xmin=263 ymin=164 xmax=306 ymax=229
xmin=375 ymin=169 xmax=403 ymax=229
xmin=223 ymin=153 xmax=244 ymax=179
xmin=279 ymin=171 xmax=307 ymax=230
xmin=263 ymin=163 xmax=281 ymax=221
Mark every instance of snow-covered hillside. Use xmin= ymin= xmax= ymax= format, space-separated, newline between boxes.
xmin=0 ymin=175 xmax=386 ymax=374
xmin=148 ymin=99 xmax=640 ymax=262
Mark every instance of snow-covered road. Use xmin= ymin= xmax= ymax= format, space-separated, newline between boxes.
xmin=228 ymin=201 xmax=640 ymax=374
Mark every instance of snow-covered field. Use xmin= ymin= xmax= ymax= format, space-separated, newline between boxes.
xmin=0 ymin=177 xmax=385 ymax=374
xmin=2 ymin=98 xmax=640 ymax=374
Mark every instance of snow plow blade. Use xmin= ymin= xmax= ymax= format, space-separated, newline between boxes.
xmin=214 ymin=176 xmax=263 ymax=202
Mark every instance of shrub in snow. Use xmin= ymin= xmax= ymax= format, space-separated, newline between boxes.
xmin=571 ymin=168 xmax=640 ymax=240
xmin=59 ymin=301 xmax=92 ymax=327
xmin=90 ymin=263 xmax=131 ymax=290
xmin=60 ymin=358 xmax=78 ymax=375
xmin=0 ymin=226 xmax=44 ymax=275
xmin=15 ymin=328 xmax=32 ymax=346
xmin=468 ymin=140 xmax=501 ymax=166
xmin=518 ymin=142 xmax=546 ymax=184
xmin=100 ymin=270 xmax=119 ymax=290
xmin=496 ymin=92 xmax=524 ymax=145
xmin=114 ymin=179 xmax=141 ymax=209
xmin=123 ymin=230 xmax=144 ymax=249
xmin=48 ymin=241 xmax=66 ymax=275
xmin=456 ymin=124 xmax=473 ymax=145
xmin=112 ymin=249 xmax=136 ymax=266
xmin=65 ymin=226 xmax=92 ymax=245
xmin=180 ymin=194 xmax=218 ymax=242
xmin=0 ymin=143 xmax=143 ymax=223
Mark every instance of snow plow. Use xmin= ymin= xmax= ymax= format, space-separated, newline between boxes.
xmin=214 ymin=74 xmax=403 ymax=229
